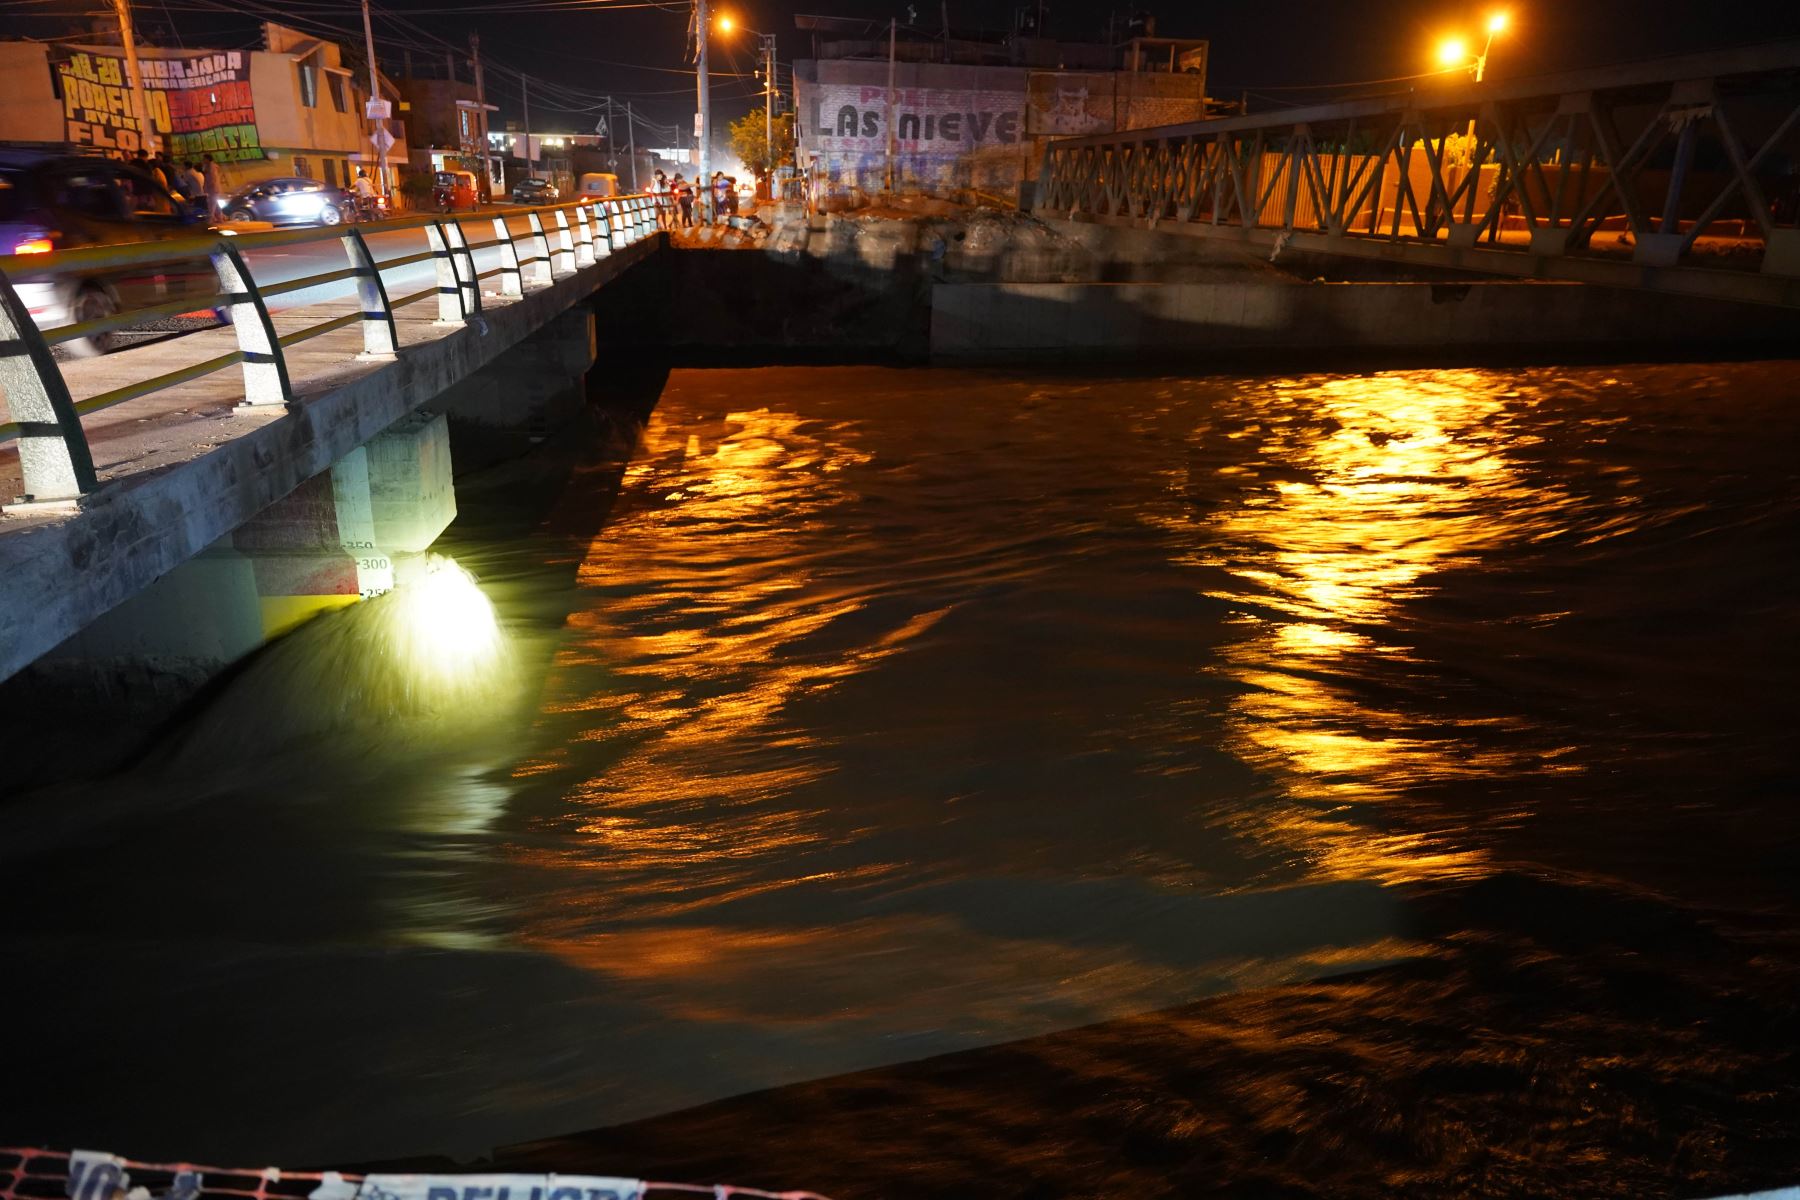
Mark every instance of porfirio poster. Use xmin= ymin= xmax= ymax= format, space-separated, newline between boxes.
xmin=54 ymin=46 xmax=264 ymax=162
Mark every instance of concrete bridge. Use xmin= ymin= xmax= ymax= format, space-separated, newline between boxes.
xmin=0 ymin=196 xmax=662 ymax=690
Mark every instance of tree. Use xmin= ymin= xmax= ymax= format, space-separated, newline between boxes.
xmin=726 ymin=111 xmax=796 ymax=194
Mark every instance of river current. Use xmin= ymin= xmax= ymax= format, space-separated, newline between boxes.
xmin=6 ymin=362 xmax=1799 ymax=1197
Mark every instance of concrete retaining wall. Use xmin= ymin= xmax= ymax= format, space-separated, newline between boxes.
xmin=931 ymin=279 xmax=1799 ymax=359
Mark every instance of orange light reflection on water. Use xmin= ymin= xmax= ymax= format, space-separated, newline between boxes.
xmin=512 ymin=407 xmax=916 ymax=920
xmin=1169 ymin=372 xmax=1585 ymax=885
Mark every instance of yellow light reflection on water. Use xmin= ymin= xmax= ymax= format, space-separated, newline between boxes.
xmin=1162 ymin=372 xmax=1578 ymax=884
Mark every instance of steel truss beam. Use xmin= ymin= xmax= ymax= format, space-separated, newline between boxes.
xmin=1034 ymin=40 xmax=1800 ymax=309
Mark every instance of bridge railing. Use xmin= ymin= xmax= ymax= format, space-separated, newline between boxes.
xmin=1035 ymin=40 xmax=1800 ymax=307
xmin=0 ymin=193 xmax=662 ymax=507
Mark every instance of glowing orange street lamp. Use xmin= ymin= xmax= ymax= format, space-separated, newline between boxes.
xmin=1436 ymin=13 xmax=1508 ymax=155
xmin=1436 ymin=11 xmax=1509 ymax=82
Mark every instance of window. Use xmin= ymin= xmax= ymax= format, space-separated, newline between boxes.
xmin=298 ymin=63 xmax=317 ymax=108
xmin=114 ymin=167 xmax=175 ymax=217
xmin=323 ymin=158 xmax=339 ymax=187
xmin=54 ymin=170 xmax=127 ymax=220
xmin=292 ymin=157 xmax=311 ymax=180
xmin=327 ymin=73 xmax=348 ymax=113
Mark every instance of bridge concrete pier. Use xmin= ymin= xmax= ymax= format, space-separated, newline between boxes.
xmin=3 ymin=412 xmax=457 ymax=785
xmin=431 ymin=308 xmax=598 ymax=472
xmin=230 ymin=409 xmax=455 ymax=637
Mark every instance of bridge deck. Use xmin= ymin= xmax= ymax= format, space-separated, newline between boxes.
xmin=0 ymin=290 xmax=490 ymax=531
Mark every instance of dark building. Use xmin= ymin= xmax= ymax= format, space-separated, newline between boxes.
xmin=792 ymin=10 xmax=1218 ymax=204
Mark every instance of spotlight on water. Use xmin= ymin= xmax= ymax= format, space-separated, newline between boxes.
xmin=163 ymin=553 xmax=520 ymax=768
xmin=383 ymin=554 xmax=508 ymax=701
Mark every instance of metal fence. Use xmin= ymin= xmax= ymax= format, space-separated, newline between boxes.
xmin=0 ymin=1147 xmax=832 ymax=1200
xmin=1034 ymin=40 xmax=1800 ymax=308
xmin=0 ymin=194 xmax=661 ymax=507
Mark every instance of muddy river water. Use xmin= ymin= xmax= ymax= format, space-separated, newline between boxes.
xmin=6 ymin=362 xmax=1799 ymax=1198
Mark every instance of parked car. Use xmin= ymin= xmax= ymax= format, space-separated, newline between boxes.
xmin=512 ymin=177 xmax=559 ymax=204
xmin=0 ymin=149 xmax=214 ymax=356
xmin=222 ymin=176 xmax=353 ymax=227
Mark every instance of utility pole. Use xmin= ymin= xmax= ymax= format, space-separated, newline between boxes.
xmin=111 ymin=0 xmax=157 ymax=156
xmin=360 ymin=0 xmax=388 ymax=197
xmin=522 ymin=74 xmax=533 ymax=178
xmin=884 ymin=17 xmax=896 ymax=193
xmin=354 ymin=0 xmax=390 ymax=197
xmin=626 ymin=100 xmax=638 ymax=191
xmin=763 ymin=33 xmax=774 ymax=199
xmin=470 ymin=33 xmax=493 ymax=198
xmin=695 ymin=0 xmax=711 ymax=220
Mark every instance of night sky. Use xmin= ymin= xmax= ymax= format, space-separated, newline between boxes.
xmin=4 ymin=0 xmax=1799 ymax=145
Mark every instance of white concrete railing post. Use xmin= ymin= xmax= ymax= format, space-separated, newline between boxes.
xmin=592 ymin=202 xmax=614 ymax=257
xmin=424 ymin=221 xmax=464 ymax=323
xmin=552 ymin=209 xmax=577 ymax=274
xmin=440 ymin=218 xmax=481 ymax=316
xmin=0 ymin=270 xmax=97 ymax=504
xmin=339 ymin=226 xmax=398 ymax=358
xmin=573 ymin=203 xmax=596 ymax=265
xmin=492 ymin=214 xmax=524 ymax=296
xmin=634 ymin=197 xmax=650 ymax=239
xmin=211 ymin=239 xmax=294 ymax=407
xmin=526 ymin=211 xmax=555 ymax=285
xmin=607 ymin=199 xmax=626 ymax=250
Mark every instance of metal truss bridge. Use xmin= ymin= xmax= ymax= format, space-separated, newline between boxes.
xmin=1034 ymin=40 xmax=1800 ymax=309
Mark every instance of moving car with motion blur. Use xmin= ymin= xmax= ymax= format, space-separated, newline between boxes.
xmin=221 ymin=176 xmax=354 ymax=227
xmin=0 ymin=148 xmax=215 ymax=356
xmin=511 ymin=177 xmax=559 ymax=204
xmin=577 ymin=172 xmax=618 ymax=199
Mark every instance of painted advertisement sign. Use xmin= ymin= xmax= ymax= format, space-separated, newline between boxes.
xmin=806 ymin=85 xmax=1027 ymax=153
xmin=54 ymin=46 xmax=263 ymax=162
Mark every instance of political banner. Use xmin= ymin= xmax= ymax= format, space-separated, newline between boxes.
xmin=53 ymin=46 xmax=264 ymax=162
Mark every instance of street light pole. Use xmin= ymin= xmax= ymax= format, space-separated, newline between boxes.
xmin=763 ymin=32 xmax=775 ymax=199
xmin=471 ymin=32 xmax=493 ymax=199
xmin=627 ymin=100 xmax=638 ymax=191
xmin=696 ymin=0 xmax=711 ymax=220
xmin=1437 ymin=13 xmax=1508 ymax=157
xmin=884 ymin=17 xmax=896 ymax=193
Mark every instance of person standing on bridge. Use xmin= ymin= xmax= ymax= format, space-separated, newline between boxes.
xmin=202 ymin=154 xmax=224 ymax=217
xmin=651 ymin=170 xmax=670 ymax=229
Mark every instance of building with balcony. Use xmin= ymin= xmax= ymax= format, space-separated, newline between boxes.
xmin=395 ymin=52 xmax=499 ymax=197
xmin=0 ymin=22 xmax=411 ymax=197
